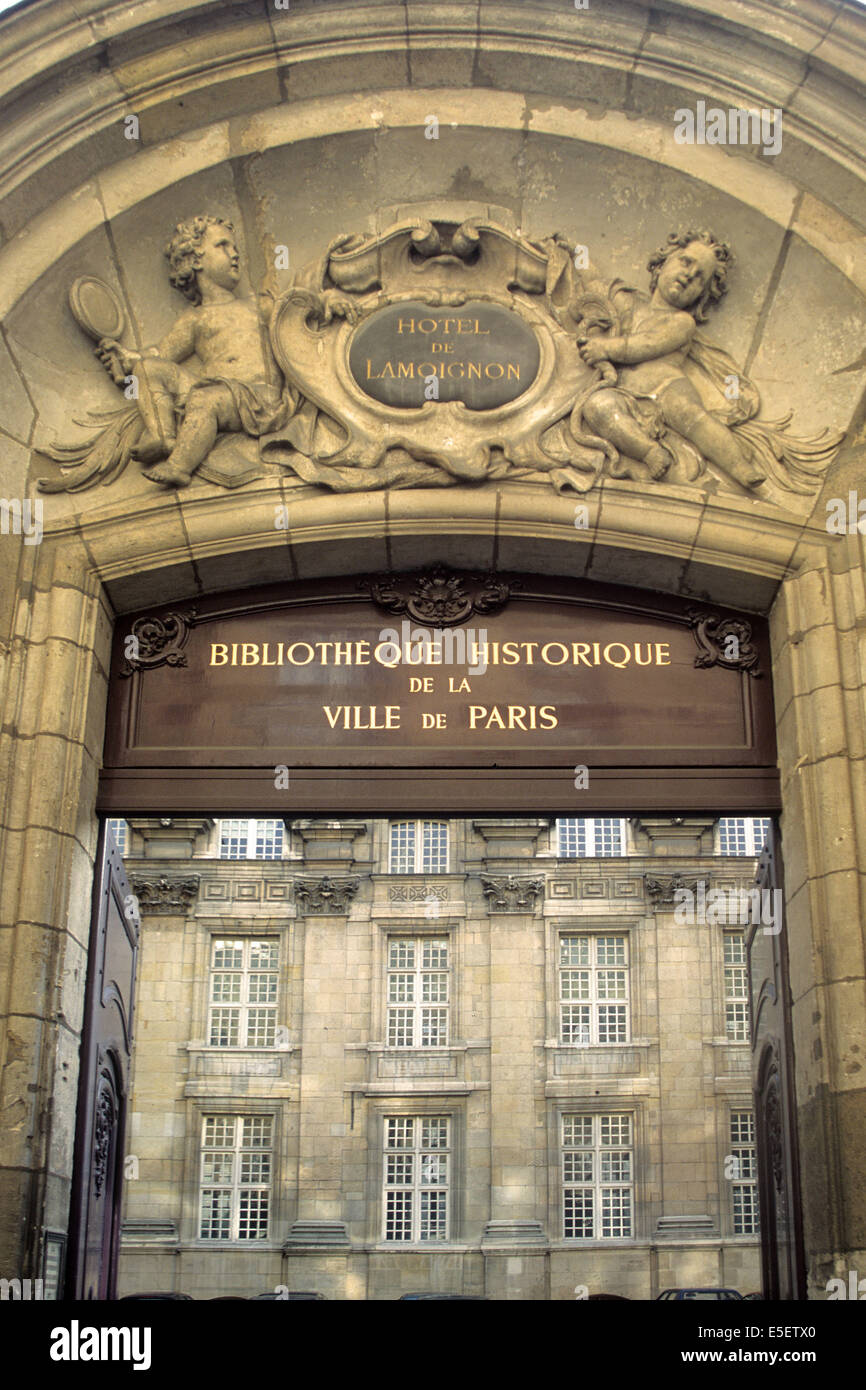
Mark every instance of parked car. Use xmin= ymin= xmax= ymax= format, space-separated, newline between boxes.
xmin=252 ymin=1291 xmax=327 ymax=1300
xmin=656 ymin=1287 xmax=743 ymax=1300
xmin=117 ymin=1292 xmax=194 ymax=1300
xmin=398 ymin=1292 xmax=486 ymax=1300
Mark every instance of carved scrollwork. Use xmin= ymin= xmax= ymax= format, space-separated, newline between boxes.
xmin=120 ymin=609 xmax=196 ymax=676
xmin=480 ymin=873 xmax=545 ymax=911
xmin=361 ymin=567 xmax=515 ymax=627
xmin=687 ymin=608 xmax=762 ymax=677
xmin=129 ymin=874 xmax=200 ymax=915
xmin=293 ymin=875 xmax=360 ymax=914
xmin=93 ymin=1087 xmax=115 ymax=1199
xmin=764 ymin=1076 xmax=785 ymax=1192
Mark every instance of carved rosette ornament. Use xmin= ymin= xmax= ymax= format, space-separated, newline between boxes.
xmin=644 ymin=872 xmax=703 ymax=907
xmin=120 ymin=610 xmax=196 ymax=676
xmin=687 ymin=608 xmax=763 ymax=677
xmin=361 ymin=568 xmax=514 ymax=627
xmin=129 ymin=874 xmax=200 ymax=915
xmin=38 ymin=213 xmax=843 ymax=513
xmin=480 ymin=873 xmax=545 ymax=911
xmin=293 ymin=875 xmax=360 ymax=914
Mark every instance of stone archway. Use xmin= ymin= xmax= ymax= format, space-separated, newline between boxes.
xmin=0 ymin=0 xmax=864 ymax=1301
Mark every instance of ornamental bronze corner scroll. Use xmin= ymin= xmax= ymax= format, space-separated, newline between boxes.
xmin=120 ymin=609 xmax=197 ymax=676
xmin=360 ymin=567 xmax=516 ymax=627
xmin=687 ymin=607 xmax=763 ymax=677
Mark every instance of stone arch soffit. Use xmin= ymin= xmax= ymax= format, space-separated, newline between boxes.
xmin=2 ymin=90 xmax=866 ymax=321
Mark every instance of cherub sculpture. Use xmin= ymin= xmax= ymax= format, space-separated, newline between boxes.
xmin=545 ymin=228 xmax=837 ymax=496
xmin=40 ymin=215 xmax=354 ymax=492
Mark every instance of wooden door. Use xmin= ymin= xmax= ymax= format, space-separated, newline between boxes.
xmin=746 ymin=822 xmax=807 ymax=1300
xmin=65 ymin=821 xmax=139 ymax=1299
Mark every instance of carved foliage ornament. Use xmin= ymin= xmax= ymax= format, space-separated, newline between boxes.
xmin=120 ymin=609 xmax=196 ymax=676
xmin=361 ymin=567 xmax=515 ymax=627
xmin=92 ymin=1084 xmax=116 ymax=1199
xmin=129 ymin=874 xmax=200 ymax=915
xmin=644 ymin=872 xmax=705 ymax=907
xmin=687 ymin=608 xmax=763 ymax=677
xmin=38 ymin=216 xmax=842 ymax=512
xmin=480 ymin=873 xmax=545 ymax=911
xmin=293 ymin=876 xmax=360 ymax=914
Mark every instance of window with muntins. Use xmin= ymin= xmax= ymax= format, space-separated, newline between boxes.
xmin=383 ymin=1116 xmax=450 ymax=1242
xmin=389 ymin=820 xmax=448 ymax=873
xmin=386 ymin=937 xmax=449 ymax=1047
xmin=729 ymin=1110 xmax=759 ymax=1234
xmin=558 ymin=818 xmax=626 ymax=857
xmin=219 ymin=818 xmax=284 ymax=859
xmin=724 ymin=932 xmax=749 ymax=1042
xmin=199 ymin=1115 xmax=272 ymax=1240
xmin=208 ymin=938 xmax=279 ymax=1047
xmin=559 ymin=934 xmax=629 ymax=1044
xmin=717 ymin=817 xmax=770 ymax=856
xmin=562 ymin=1113 xmax=634 ymax=1238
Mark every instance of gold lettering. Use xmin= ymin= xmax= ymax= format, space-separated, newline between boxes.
xmin=541 ymin=642 xmax=569 ymax=665
xmin=417 ymin=318 xmax=439 ymax=333
xmin=485 ymin=362 xmax=504 ymax=378
xmin=603 ymin=642 xmax=631 ymax=668
xmin=506 ymin=363 xmax=519 ymax=379
xmin=474 ymin=319 xmax=490 ymax=334
xmin=397 ymin=362 xmax=413 ymax=378
xmin=468 ymin=363 xmax=482 ymax=380
xmin=396 ymin=318 xmax=415 ymax=334
xmin=655 ymin=642 xmax=671 ymax=665
xmin=210 ymin=643 xmax=228 ymax=666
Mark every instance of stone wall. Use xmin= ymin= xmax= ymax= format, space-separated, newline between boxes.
xmin=0 ymin=0 xmax=864 ymax=1296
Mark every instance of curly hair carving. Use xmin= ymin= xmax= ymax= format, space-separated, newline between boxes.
xmin=163 ymin=215 xmax=236 ymax=304
xmin=646 ymin=230 xmax=733 ymax=323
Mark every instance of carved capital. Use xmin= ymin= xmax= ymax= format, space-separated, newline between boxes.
xmin=480 ymin=873 xmax=545 ymax=911
xmin=361 ymin=567 xmax=515 ymax=628
xmin=120 ymin=610 xmax=196 ymax=676
xmin=687 ymin=608 xmax=763 ymax=677
xmin=293 ymin=875 xmax=360 ymax=914
xmin=129 ymin=874 xmax=200 ymax=915
xmin=643 ymin=872 xmax=704 ymax=908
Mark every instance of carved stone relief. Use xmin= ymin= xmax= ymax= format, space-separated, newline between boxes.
xmin=129 ymin=875 xmax=200 ymax=915
xmin=38 ymin=216 xmax=842 ymax=510
xmin=293 ymin=875 xmax=360 ymax=914
xmin=480 ymin=873 xmax=545 ymax=911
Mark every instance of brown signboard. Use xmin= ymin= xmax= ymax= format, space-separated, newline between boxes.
xmin=348 ymin=299 xmax=540 ymax=409
xmin=98 ymin=574 xmax=779 ymax=814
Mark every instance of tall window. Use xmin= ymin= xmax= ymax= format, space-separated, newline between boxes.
xmin=208 ymin=938 xmax=279 ymax=1047
xmin=562 ymin=1114 xmax=634 ymax=1239
xmin=383 ymin=1116 xmax=450 ymax=1242
xmin=559 ymin=934 xmax=629 ymax=1044
xmin=387 ymin=937 xmax=449 ymax=1047
xmin=199 ymin=1115 xmax=272 ymax=1240
xmin=717 ymin=817 xmax=770 ymax=856
xmin=107 ymin=818 xmax=129 ymax=854
xmin=389 ymin=820 xmax=448 ymax=873
xmin=724 ymin=932 xmax=749 ymax=1042
xmin=558 ymin=818 xmax=626 ymax=857
xmin=219 ymin=819 xmax=284 ymax=860
xmin=729 ymin=1110 xmax=759 ymax=1234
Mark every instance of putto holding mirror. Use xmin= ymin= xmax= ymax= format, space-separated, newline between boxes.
xmin=39 ymin=209 xmax=841 ymax=509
